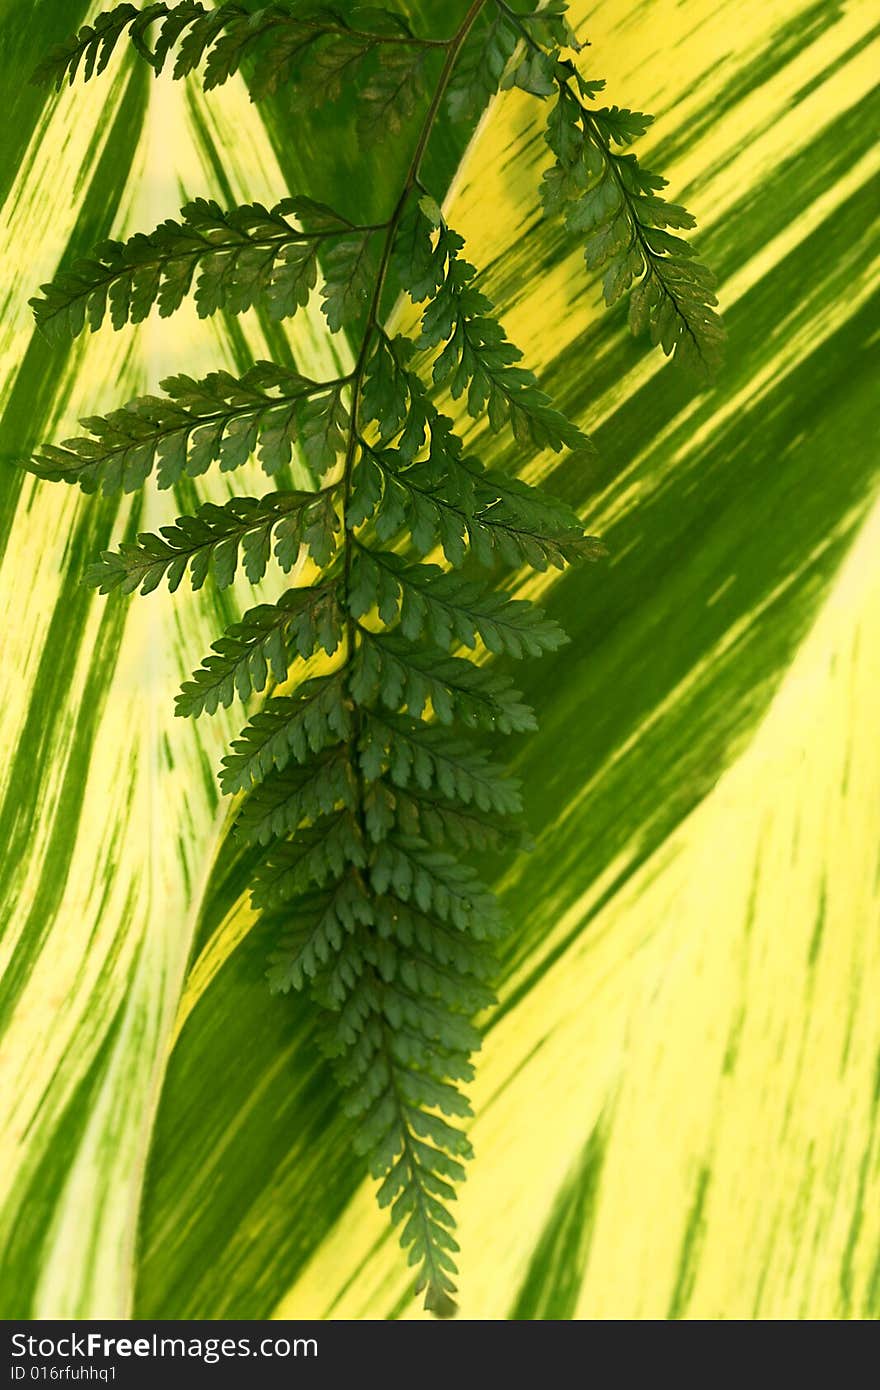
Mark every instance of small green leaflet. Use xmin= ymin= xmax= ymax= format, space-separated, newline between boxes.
xmin=350 ymin=630 xmax=537 ymax=733
xmin=237 ymin=747 xmax=357 ymax=846
xmin=30 ymin=197 xmax=380 ymax=342
xmin=176 ymin=585 xmax=343 ymax=718
xmin=28 ymin=367 xmax=350 ymax=495
xmin=86 ymin=489 xmax=340 ymax=594
xmin=360 ymin=712 xmax=523 ymax=816
xmin=542 ymin=77 xmax=725 ymax=377
xmin=31 ymin=1 xmax=430 ymax=131
xmin=219 ymin=675 xmax=352 ymax=795
xmin=395 ymin=209 xmax=592 ymax=451
xmin=348 ymin=547 xmax=568 ymax=658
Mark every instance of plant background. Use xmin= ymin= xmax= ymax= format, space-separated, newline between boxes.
xmin=0 ymin=0 xmax=877 ymax=1320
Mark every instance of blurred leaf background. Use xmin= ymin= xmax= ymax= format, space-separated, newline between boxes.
xmin=0 ymin=0 xmax=877 ymax=1320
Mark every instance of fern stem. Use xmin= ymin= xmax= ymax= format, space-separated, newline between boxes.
xmin=339 ymin=0 xmax=489 ymax=697
xmin=332 ymin=0 xmax=489 ymax=1312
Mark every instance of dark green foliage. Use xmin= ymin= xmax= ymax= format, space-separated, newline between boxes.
xmin=29 ymin=366 xmax=349 ymax=494
xmin=29 ymin=197 xmax=374 ymax=342
xmin=31 ymin=2 xmax=441 ymax=126
xmin=87 ymin=489 xmax=339 ymax=593
xmin=446 ymin=7 xmax=518 ymax=120
xmin=542 ymin=72 xmax=724 ymax=376
xmin=399 ymin=205 xmax=591 ymax=450
xmin=219 ymin=674 xmax=352 ymax=793
xmin=350 ymin=629 xmax=537 ymax=731
xmin=349 ymin=546 xmax=567 ymax=657
xmin=175 ymin=585 xmax=343 ymax=717
xmin=320 ymin=230 xmax=379 ymax=332
xmin=24 ymin=0 xmax=722 ymax=1315
xmin=237 ymin=746 xmax=357 ymax=846
xmin=349 ymin=432 xmax=596 ymax=570
xmin=361 ymin=712 xmax=523 ymax=815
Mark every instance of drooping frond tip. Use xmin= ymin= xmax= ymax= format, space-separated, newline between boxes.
xmin=542 ymin=71 xmax=724 ymax=379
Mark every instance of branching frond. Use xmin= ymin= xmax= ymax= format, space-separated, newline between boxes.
xmin=351 ymin=629 xmax=537 ymax=733
xmin=87 ymin=488 xmax=339 ymax=594
xmin=29 ymin=365 xmax=349 ymax=494
xmin=543 ymin=73 xmax=725 ymax=377
xmin=25 ymin=0 xmax=722 ymax=1315
xmin=175 ymin=584 xmax=343 ymax=717
xmin=360 ymin=712 xmax=523 ymax=817
xmin=237 ymin=745 xmax=357 ymax=846
xmin=31 ymin=2 xmax=442 ymax=102
xmin=396 ymin=201 xmax=592 ymax=451
xmin=219 ymin=674 xmax=351 ymax=793
xmin=30 ymin=197 xmax=382 ymax=342
xmin=349 ymin=545 xmax=568 ymax=657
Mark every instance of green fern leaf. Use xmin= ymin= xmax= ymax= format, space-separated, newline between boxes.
xmin=543 ymin=76 xmax=724 ymax=376
xmin=320 ymin=231 xmax=379 ymax=333
xmin=349 ymin=546 xmax=568 ymax=657
xmin=27 ymin=367 xmax=348 ymax=494
xmin=219 ymin=674 xmax=351 ymax=794
xmin=446 ymin=9 xmax=518 ymax=121
xmin=175 ymin=585 xmax=342 ymax=718
xmin=351 ymin=630 xmax=536 ymax=733
xmin=237 ymin=746 xmax=357 ymax=846
xmin=266 ymin=874 xmax=375 ymax=995
xmin=366 ymin=778 xmax=526 ymax=851
xmin=351 ymin=436 xmax=598 ymax=571
xmin=399 ymin=211 xmax=591 ymax=452
xmin=356 ymin=42 xmax=430 ymax=137
xmin=360 ymin=712 xmax=523 ymax=816
xmin=251 ymin=813 xmax=367 ymax=910
xmin=30 ymin=2 xmax=168 ymax=88
xmin=25 ymin=0 xmax=724 ymax=1316
xmin=29 ymin=197 xmax=382 ymax=342
xmin=86 ymin=488 xmax=338 ymax=594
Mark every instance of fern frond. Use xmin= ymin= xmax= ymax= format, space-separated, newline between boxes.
xmin=86 ymin=488 xmax=338 ymax=594
xmin=265 ymin=873 xmax=375 ymax=995
xmin=30 ymin=1 xmax=170 ymax=88
xmin=543 ymin=74 xmax=725 ymax=377
xmin=251 ymin=812 xmax=367 ymax=909
xmin=28 ymin=366 xmax=349 ymax=495
xmin=355 ymin=40 xmax=434 ymax=137
xmin=446 ymin=6 xmax=520 ymax=120
xmin=175 ymin=584 xmax=342 ymax=718
xmin=237 ymin=746 xmax=357 ymax=846
xmin=366 ymin=777 xmax=527 ymax=851
xmin=360 ymin=712 xmax=523 ymax=817
xmin=370 ymin=836 xmax=502 ymax=933
xmin=26 ymin=0 xmax=723 ymax=1315
xmin=349 ymin=545 xmax=567 ymax=657
xmin=31 ymin=1 xmax=442 ymax=124
xmin=351 ymin=630 xmax=536 ymax=733
xmin=30 ymin=197 xmax=381 ymax=342
xmin=397 ymin=206 xmax=591 ymax=451
xmin=325 ymin=970 xmax=472 ymax=1318
xmin=351 ymin=436 xmax=596 ymax=571
xmin=219 ymin=674 xmax=351 ymax=794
